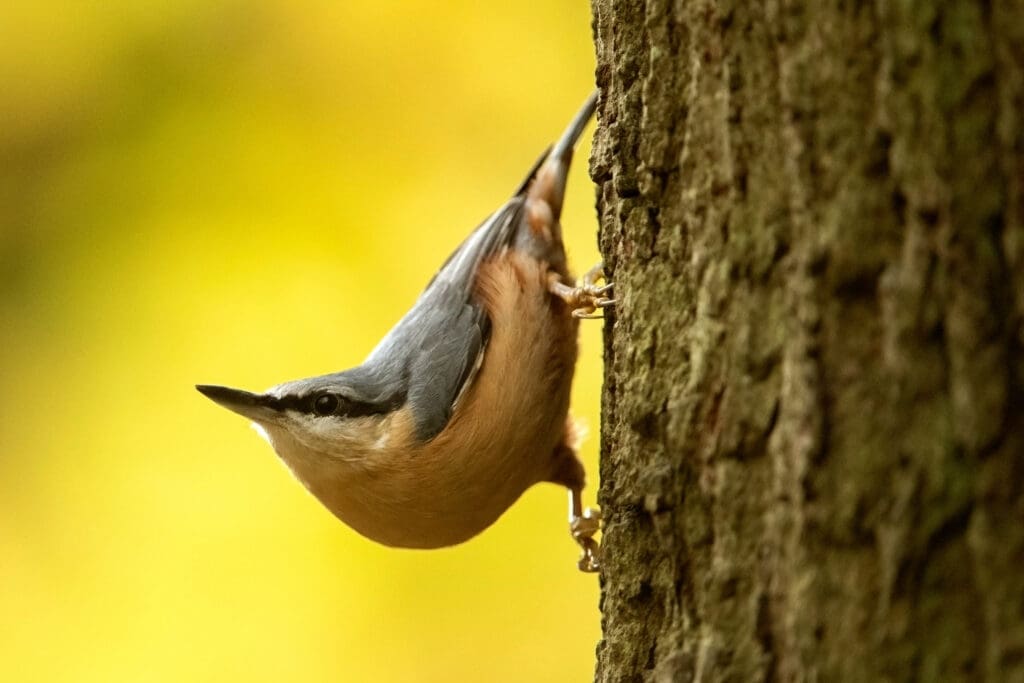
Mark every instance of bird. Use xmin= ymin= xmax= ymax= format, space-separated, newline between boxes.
xmin=197 ymin=93 xmax=612 ymax=571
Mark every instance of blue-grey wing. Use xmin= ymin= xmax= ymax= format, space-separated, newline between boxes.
xmin=363 ymin=195 xmax=527 ymax=441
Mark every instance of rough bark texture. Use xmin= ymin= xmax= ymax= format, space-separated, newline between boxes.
xmin=591 ymin=2 xmax=1024 ymax=681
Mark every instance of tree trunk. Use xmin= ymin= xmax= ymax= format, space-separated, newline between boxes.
xmin=590 ymin=2 xmax=1024 ymax=682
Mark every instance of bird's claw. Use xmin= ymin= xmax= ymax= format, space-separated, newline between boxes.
xmin=550 ymin=262 xmax=616 ymax=320
xmin=571 ymin=295 xmax=616 ymax=319
xmin=570 ymin=507 xmax=602 ymax=573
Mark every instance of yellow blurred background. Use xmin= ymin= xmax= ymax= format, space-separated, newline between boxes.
xmin=0 ymin=1 xmax=601 ymax=681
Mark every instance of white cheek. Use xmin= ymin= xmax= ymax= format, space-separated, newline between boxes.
xmin=309 ymin=418 xmax=352 ymax=444
xmin=250 ymin=412 xmax=382 ymax=465
xmin=291 ymin=414 xmax=374 ymax=456
xmin=251 ymin=422 xmax=272 ymax=445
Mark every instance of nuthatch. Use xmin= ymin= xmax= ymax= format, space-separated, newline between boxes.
xmin=197 ymin=93 xmax=612 ymax=571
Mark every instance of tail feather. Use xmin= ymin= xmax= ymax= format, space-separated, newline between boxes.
xmin=549 ymin=92 xmax=598 ymax=166
xmin=527 ymin=92 xmax=597 ymax=222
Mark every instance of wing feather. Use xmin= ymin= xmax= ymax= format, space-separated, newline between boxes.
xmin=363 ymin=196 xmax=528 ymax=441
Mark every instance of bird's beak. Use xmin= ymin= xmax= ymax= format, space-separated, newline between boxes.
xmin=196 ymin=384 xmax=279 ymax=423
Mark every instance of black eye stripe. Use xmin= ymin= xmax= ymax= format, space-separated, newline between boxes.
xmin=270 ymin=392 xmax=403 ymax=418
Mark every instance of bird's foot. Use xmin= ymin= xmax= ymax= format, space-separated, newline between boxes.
xmin=548 ymin=262 xmax=615 ymax=320
xmin=570 ymin=506 xmax=602 ymax=573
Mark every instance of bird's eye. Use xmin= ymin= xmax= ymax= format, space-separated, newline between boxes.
xmin=313 ymin=393 xmax=340 ymax=416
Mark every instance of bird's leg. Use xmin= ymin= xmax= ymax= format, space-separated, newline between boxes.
xmin=568 ymin=488 xmax=601 ymax=573
xmin=547 ymin=261 xmax=615 ymax=319
xmin=580 ymin=260 xmax=609 ymax=289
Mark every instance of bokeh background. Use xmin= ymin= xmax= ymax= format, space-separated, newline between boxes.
xmin=0 ymin=2 xmax=601 ymax=681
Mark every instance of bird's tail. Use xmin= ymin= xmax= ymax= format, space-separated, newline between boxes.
xmin=549 ymin=91 xmax=597 ymax=166
xmin=527 ymin=92 xmax=597 ymax=222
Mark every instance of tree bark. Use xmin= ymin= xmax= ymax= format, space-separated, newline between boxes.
xmin=590 ymin=2 xmax=1024 ymax=682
